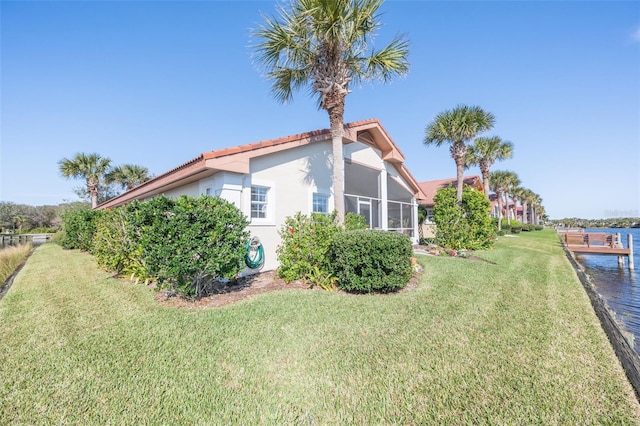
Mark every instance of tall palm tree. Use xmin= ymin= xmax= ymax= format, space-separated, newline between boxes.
xmin=425 ymin=105 xmax=495 ymax=202
xmin=502 ymin=171 xmax=520 ymax=221
xmin=253 ymin=0 xmax=409 ymax=223
xmin=520 ymin=188 xmax=537 ymax=224
xmin=510 ymin=186 xmax=525 ymax=223
xmin=530 ymin=193 xmax=543 ymax=225
xmin=489 ymin=170 xmax=509 ymax=230
xmin=59 ymin=153 xmax=112 ymax=208
xmin=466 ymin=136 xmax=513 ymax=196
xmin=106 ymin=164 xmax=151 ymax=191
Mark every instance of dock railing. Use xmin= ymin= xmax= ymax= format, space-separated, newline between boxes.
xmin=558 ymin=229 xmax=634 ymax=270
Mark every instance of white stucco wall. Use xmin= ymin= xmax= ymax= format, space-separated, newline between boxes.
xmin=244 ymin=141 xmax=334 ymax=271
xmin=160 ymin=138 xmax=418 ymax=273
xmin=163 ymin=182 xmax=199 ymax=198
xmin=344 ymin=141 xmax=383 ymax=168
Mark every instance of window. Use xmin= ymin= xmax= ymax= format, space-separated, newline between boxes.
xmin=312 ymin=193 xmax=329 ymax=215
xmin=205 ymin=187 xmax=211 ymax=196
xmin=345 ymin=194 xmax=380 ymax=228
xmin=251 ymin=186 xmax=268 ymax=219
xmin=425 ymin=208 xmax=435 ymax=224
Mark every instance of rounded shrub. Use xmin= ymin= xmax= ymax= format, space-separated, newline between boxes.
xmin=276 ymin=211 xmax=368 ymax=285
xmin=276 ymin=212 xmax=342 ymax=283
xmin=328 ymin=230 xmax=412 ymax=293
xmin=132 ymin=195 xmax=249 ymax=299
xmin=433 ymin=186 xmax=495 ymax=250
xmin=59 ymin=206 xmax=102 ymax=251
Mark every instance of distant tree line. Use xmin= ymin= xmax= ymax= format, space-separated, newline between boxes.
xmin=550 ymin=218 xmax=640 ymax=229
xmin=0 ymin=201 xmax=88 ymax=233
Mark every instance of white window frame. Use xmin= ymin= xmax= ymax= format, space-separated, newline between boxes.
xmin=247 ymin=179 xmax=276 ymax=225
xmin=251 ymin=186 xmax=269 ymax=219
xmin=311 ymin=192 xmax=330 ymax=215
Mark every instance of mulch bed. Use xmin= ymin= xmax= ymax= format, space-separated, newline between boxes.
xmin=153 ymin=268 xmax=422 ymax=309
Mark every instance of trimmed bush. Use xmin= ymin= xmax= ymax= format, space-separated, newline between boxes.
xmin=92 ymin=204 xmax=153 ymax=283
xmin=328 ymin=230 xmax=412 ymax=293
xmin=59 ymin=206 xmax=101 ymax=251
xmin=276 ymin=211 xmax=367 ymax=283
xmin=433 ymin=186 xmax=495 ymax=250
xmin=93 ymin=206 xmax=133 ymax=274
xmin=132 ymin=195 xmax=249 ymax=299
xmin=276 ymin=212 xmax=342 ymax=283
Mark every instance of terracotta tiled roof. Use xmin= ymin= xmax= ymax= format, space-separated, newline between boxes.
xmin=418 ymin=175 xmax=483 ymax=206
xmin=97 ymin=119 xmax=424 ymax=209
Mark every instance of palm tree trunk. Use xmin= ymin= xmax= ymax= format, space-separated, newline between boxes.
xmin=481 ymin=170 xmax=490 ymax=197
xmin=497 ymin=194 xmax=503 ymax=231
xmin=328 ymin=104 xmax=345 ymax=224
xmin=88 ymin=180 xmax=99 ymax=208
xmin=451 ymin=141 xmax=466 ymax=202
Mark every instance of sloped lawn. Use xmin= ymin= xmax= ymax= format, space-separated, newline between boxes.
xmin=1 ymin=232 xmax=639 ymax=424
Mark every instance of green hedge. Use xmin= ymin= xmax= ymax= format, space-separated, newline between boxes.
xmin=59 ymin=207 xmax=102 ymax=251
xmin=433 ymin=186 xmax=495 ymax=250
xmin=60 ymin=195 xmax=250 ymax=299
xmin=328 ymin=230 xmax=412 ymax=293
xmin=132 ymin=195 xmax=249 ymax=299
xmin=276 ymin=212 xmax=367 ymax=284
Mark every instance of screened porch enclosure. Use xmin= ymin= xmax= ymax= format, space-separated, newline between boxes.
xmin=344 ymin=161 xmax=415 ymax=237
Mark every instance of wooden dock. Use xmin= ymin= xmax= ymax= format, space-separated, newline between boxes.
xmin=0 ymin=233 xmax=53 ymax=246
xmin=559 ymin=231 xmax=634 ymax=270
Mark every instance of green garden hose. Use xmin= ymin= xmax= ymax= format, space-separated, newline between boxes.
xmin=244 ymin=236 xmax=265 ymax=269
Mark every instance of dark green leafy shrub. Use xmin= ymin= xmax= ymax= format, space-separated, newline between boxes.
xmin=276 ymin=211 xmax=367 ymax=284
xmin=93 ymin=207 xmax=133 ymax=273
xmin=133 ymin=195 xmax=249 ymax=299
xmin=344 ymin=212 xmax=368 ymax=231
xmin=59 ymin=206 xmax=102 ymax=251
xmin=277 ymin=212 xmax=342 ymax=282
xmin=511 ymin=225 xmax=522 ymax=234
xmin=328 ymin=230 xmax=412 ymax=293
xmin=433 ymin=186 xmax=495 ymax=250
xmin=535 ymin=225 xmax=544 ymax=231
xmin=93 ymin=204 xmax=153 ymax=283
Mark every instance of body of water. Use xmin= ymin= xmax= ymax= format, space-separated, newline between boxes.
xmin=0 ymin=234 xmax=52 ymax=248
xmin=574 ymin=228 xmax=640 ymax=351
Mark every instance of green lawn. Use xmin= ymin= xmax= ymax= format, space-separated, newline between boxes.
xmin=1 ymin=231 xmax=639 ymax=424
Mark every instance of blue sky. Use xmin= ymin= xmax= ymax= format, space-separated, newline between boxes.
xmin=1 ymin=0 xmax=639 ymax=219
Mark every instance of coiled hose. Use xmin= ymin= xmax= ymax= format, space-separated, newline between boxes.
xmin=244 ymin=236 xmax=265 ymax=269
